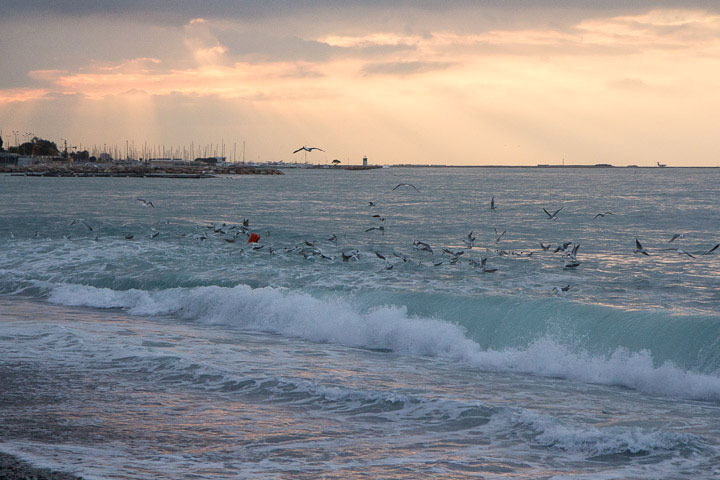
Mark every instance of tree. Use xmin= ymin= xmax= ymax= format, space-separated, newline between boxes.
xmin=332 ymin=159 xmax=341 ymax=165
xmin=72 ymin=150 xmax=90 ymax=161
xmin=10 ymin=137 xmax=58 ymax=156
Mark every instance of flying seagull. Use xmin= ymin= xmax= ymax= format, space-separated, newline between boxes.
xmin=668 ymin=234 xmax=685 ymax=243
xmin=662 ymin=247 xmax=695 ymax=258
xmin=634 ymin=238 xmax=649 ymax=256
xmin=136 ymin=198 xmax=154 ymax=208
xmin=494 ymin=229 xmax=506 ymax=243
xmin=594 ymin=212 xmax=613 ymax=218
xmin=413 ymin=240 xmax=433 ymax=253
xmin=365 ymin=226 xmax=385 ymax=235
xmin=543 ymin=207 xmax=563 ymax=220
xmin=701 ymin=243 xmax=720 ymax=255
xmin=70 ymin=219 xmax=93 ymax=231
xmin=463 ymin=231 xmax=476 ymax=247
xmin=341 ymin=250 xmax=359 ymax=262
xmin=392 ymin=183 xmax=419 ymax=192
xmin=563 ymin=257 xmax=581 ymax=269
xmin=293 ymin=146 xmax=324 ymax=154
xmin=480 ymin=257 xmax=497 ymax=273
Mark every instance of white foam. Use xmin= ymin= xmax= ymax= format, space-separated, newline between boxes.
xmin=510 ymin=409 xmax=697 ymax=456
xmin=47 ymin=283 xmax=720 ymax=402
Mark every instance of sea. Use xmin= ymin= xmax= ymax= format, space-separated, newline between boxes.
xmin=1 ymin=167 xmax=719 ymax=479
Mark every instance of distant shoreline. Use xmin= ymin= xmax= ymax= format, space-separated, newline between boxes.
xmin=0 ymin=163 xmax=283 ymax=177
xmin=384 ymin=164 xmax=720 ymax=169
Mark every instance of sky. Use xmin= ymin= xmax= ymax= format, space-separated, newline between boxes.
xmin=1 ymin=1 xmax=720 ymax=166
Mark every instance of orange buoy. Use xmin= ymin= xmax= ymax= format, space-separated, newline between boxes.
xmin=248 ymin=233 xmax=260 ymax=243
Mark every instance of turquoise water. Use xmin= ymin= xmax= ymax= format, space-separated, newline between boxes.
xmin=1 ymin=169 xmax=719 ymax=478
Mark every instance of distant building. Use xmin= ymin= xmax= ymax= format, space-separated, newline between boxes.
xmin=18 ymin=157 xmax=39 ymax=166
xmin=362 ymin=156 xmax=368 ymax=167
xmin=0 ymin=153 xmax=20 ymax=165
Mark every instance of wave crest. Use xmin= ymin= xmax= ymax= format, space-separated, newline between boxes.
xmin=47 ymin=283 xmax=720 ymax=402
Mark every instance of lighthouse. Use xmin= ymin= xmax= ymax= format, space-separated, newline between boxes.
xmin=362 ymin=156 xmax=368 ymax=167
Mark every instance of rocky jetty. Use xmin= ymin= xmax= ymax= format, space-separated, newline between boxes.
xmin=0 ymin=162 xmax=283 ymax=177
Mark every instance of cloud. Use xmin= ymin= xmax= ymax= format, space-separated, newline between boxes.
xmin=609 ymin=78 xmax=649 ymax=90
xmin=362 ymin=60 xmax=457 ymax=76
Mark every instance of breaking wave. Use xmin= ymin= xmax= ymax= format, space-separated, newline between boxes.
xmin=46 ymin=282 xmax=720 ymax=402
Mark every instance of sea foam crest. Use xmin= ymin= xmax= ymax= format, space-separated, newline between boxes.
xmin=509 ymin=409 xmax=700 ymax=456
xmin=47 ymin=283 xmax=720 ymax=401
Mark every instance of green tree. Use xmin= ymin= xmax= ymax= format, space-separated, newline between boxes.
xmin=12 ymin=137 xmax=59 ymax=156
xmin=72 ymin=150 xmax=90 ymax=161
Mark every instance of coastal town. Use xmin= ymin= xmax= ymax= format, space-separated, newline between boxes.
xmin=0 ymin=134 xmax=384 ymax=176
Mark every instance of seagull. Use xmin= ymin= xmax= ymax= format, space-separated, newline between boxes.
xmin=463 ymin=231 xmax=476 ymax=247
xmin=554 ymin=242 xmax=573 ymax=254
xmin=567 ymin=244 xmax=580 ymax=260
xmin=70 ymin=219 xmax=93 ymax=231
xmin=327 ymin=234 xmax=337 ymax=242
xmin=552 ymin=285 xmax=571 ymax=294
xmin=543 ymin=206 xmax=563 ymax=220
xmin=442 ymin=248 xmax=464 ymax=257
xmin=375 ymin=251 xmax=387 ymax=261
xmin=494 ymin=229 xmax=506 ymax=243
xmin=662 ymin=247 xmax=695 ymax=258
xmin=136 ymin=198 xmax=154 ymax=208
xmin=392 ymin=183 xmax=419 ymax=192
xmin=563 ymin=258 xmax=581 ymax=268
xmin=304 ymin=240 xmax=315 ymax=247
xmin=341 ymin=250 xmax=359 ymax=262
xmin=125 ymin=234 xmax=134 ymax=240
xmin=480 ymin=258 xmax=497 ymax=273
xmin=242 ymin=219 xmax=250 ymax=227
xmin=540 ymin=242 xmax=551 ymax=251
xmin=413 ymin=240 xmax=433 ymax=253
xmin=365 ymin=226 xmax=385 ymax=235
xmin=668 ymin=233 xmax=685 ymax=243
xmin=150 ymin=232 xmax=160 ymax=239
xmin=634 ymin=238 xmax=649 ymax=256
xmin=490 ymin=197 xmax=496 ymax=210
xmin=701 ymin=243 xmax=719 ymax=255
xmin=372 ymin=215 xmax=385 ymax=222
xmin=594 ymin=212 xmax=614 ymax=218
xmin=368 ymin=202 xmax=376 ymax=207
xmin=293 ymin=146 xmax=324 ymax=154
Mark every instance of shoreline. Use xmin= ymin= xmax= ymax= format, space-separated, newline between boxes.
xmin=0 ymin=163 xmax=283 ymax=177
xmin=0 ymin=451 xmax=83 ymax=480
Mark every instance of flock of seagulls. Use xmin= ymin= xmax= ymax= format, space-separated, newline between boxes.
xmin=12 ymin=181 xmax=719 ymax=298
